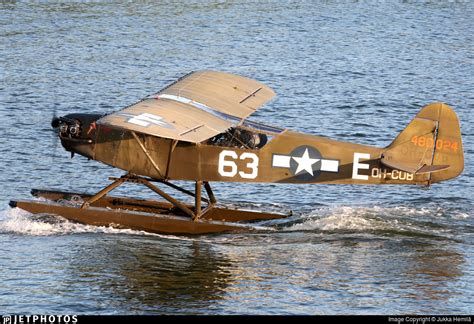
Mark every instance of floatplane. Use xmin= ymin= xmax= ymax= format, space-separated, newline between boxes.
xmin=10 ymin=71 xmax=464 ymax=234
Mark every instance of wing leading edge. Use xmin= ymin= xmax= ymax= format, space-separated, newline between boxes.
xmin=96 ymin=70 xmax=276 ymax=143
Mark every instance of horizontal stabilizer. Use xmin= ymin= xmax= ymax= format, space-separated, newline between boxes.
xmin=380 ymin=158 xmax=449 ymax=174
xmin=380 ymin=159 xmax=420 ymax=174
xmin=416 ymin=164 xmax=450 ymax=174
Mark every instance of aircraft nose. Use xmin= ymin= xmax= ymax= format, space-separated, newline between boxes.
xmin=51 ymin=115 xmax=83 ymax=139
xmin=51 ymin=113 xmax=103 ymax=159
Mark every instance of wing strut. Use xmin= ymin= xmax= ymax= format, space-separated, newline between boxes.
xmin=131 ymin=131 xmax=164 ymax=178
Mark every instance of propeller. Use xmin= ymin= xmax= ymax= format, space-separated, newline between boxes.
xmin=50 ymin=110 xmax=62 ymax=160
xmin=51 ymin=111 xmax=74 ymax=158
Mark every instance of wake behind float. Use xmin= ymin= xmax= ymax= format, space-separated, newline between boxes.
xmin=10 ymin=70 xmax=464 ymax=235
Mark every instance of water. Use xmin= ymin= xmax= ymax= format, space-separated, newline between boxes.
xmin=1 ymin=1 xmax=473 ymax=315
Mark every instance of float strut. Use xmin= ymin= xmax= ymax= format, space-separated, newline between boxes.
xmin=140 ymin=179 xmax=196 ymax=219
xmin=81 ymin=174 xmax=212 ymax=221
xmin=204 ymin=181 xmax=217 ymax=204
xmin=81 ymin=177 xmax=125 ymax=209
xmin=194 ymin=181 xmax=202 ymax=221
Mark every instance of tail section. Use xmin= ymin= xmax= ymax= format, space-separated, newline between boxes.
xmin=381 ymin=102 xmax=464 ymax=184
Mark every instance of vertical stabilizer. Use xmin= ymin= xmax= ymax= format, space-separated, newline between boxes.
xmin=381 ymin=102 xmax=464 ymax=183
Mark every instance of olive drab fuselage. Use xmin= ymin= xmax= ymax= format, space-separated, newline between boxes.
xmin=61 ymin=102 xmax=463 ymax=187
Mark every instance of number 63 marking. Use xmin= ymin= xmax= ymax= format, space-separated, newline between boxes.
xmin=218 ymin=150 xmax=259 ymax=179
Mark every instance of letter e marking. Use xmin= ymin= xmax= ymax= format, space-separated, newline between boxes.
xmin=352 ymin=153 xmax=371 ymax=180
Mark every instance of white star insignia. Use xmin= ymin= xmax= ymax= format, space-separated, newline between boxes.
xmin=119 ymin=113 xmax=169 ymax=128
xmin=292 ymin=148 xmax=320 ymax=176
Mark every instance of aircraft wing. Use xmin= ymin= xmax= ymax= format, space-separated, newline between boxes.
xmin=96 ymin=70 xmax=276 ymax=143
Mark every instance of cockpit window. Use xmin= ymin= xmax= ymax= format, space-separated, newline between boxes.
xmin=241 ymin=119 xmax=285 ymax=134
xmin=204 ymin=119 xmax=284 ymax=150
xmin=206 ymin=127 xmax=268 ymax=149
